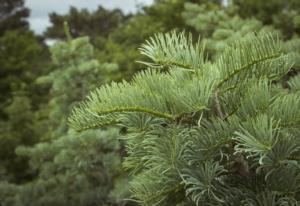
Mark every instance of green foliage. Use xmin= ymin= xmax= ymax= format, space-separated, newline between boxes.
xmin=139 ymin=31 xmax=205 ymax=70
xmin=70 ymin=32 xmax=300 ymax=205
xmin=0 ymin=34 xmax=130 ymax=205
xmin=232 ymin=0 xmax=300 ymax=38
xmin=0 ymin=129 xmax=126 ymax=206
xmin=182 ymin=2 xmax=279 ymax=56
xmin=0 ymin=30 xmax=45 ymax=183
xmin=70 ymin=32 xmax=292 ymax=129
xmin=96 ymin=0 xmax=203 ymax=78
xmin=0 ymin=30 xmax=43 ymax=106
xmin=0 ymin=0 xmax=29 ymax=35
xmin=1 ymin=0 xmax=300 ymax=205
xmin=284 ymin=37 xmax=300 ymax=69
xmin=45 ymin=6 xmax=126 ymax=40
xmin=95 ymin=13 xmax=163 ymax=77
xmin=143 ymin=0 xmax=206 ymax=32
xmin=36 ymin=36 xmax=119 ymax=139
xmin=45 ymin=1 xmax=197 ymax=77
xmin=0 ymin=95 xmax=37 ymax=182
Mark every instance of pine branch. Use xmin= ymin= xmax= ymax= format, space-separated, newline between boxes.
xmin=69 ymin=69 xmax=211 ymax=131
xmin=216 ymin=54 xmax=281 ymax=89
xmin=214 ymin=33 xmax=293 ymax=92
xmin=95 ymin=107 xmax=175 ymax=120
xmin=139 ymin=31 xmax=205 ymax=71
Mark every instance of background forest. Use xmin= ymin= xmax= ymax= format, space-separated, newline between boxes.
xmin=0 ymin=0 xmax=300 ymax=205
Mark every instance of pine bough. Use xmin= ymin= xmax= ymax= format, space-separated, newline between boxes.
xmin=69 ymin=32 xmax=300 ymax=205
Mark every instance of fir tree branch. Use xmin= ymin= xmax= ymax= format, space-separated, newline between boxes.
xmin=70 ymin=119 xmax=121 ymax=132
xmin=95 ymin=106 xmax=175 ymax=121
xmin=216 ymin=53 xmax=281 ymax=89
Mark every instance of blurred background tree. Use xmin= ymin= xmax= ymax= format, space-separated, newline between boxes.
xmin=45 ymin=6 xmax=128 ymax=40
xmin=0 ymin=0 xmax=29 ymax=35
xmin=0 ymin=0 xmax=49 ymax=184
xmin=233 ymin=0 xmax=300 ymax=38
xmin=0 ymin=30 xmax=132 ymax=206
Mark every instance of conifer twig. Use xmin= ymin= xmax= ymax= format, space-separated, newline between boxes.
xmin=214 ymin=90 xmax=227 ymax=119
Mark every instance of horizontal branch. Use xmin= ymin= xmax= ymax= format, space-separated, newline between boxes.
xmin=95 ymin=106 xmax=176 ymax=121
xmin=70 ymin=119 xmax=120 ymax=132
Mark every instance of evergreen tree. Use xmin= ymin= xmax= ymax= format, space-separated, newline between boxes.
xmin=0 ymin=30 xmax=44 ymax=183
xmin=35 ymin=30 xmax=117 ymax=139
xmin=182 ymin=2 xmax=277 ymax=56
xmin=0 ymin=0 xmax=50 ymax=184
xmin=0 ymin=28 xmax=131 ymax=206
xmin=45 ymin=6 xmax=127 ymax=40
xmin=0 ymin=94 xmax=37 ymax=182
xmin=0 ymin=30 xmax=42 ymax=114
xmin=0 ymin=129 xmax=128 ymax=206
xmin=0 ymin=0 xmax=29 ymax=35
xmin=232 ymin=0 xmax=300 ymax=38
xmin=70 ymin=32 xmax=300 ymax=205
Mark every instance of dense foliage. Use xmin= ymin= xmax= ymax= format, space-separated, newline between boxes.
xmin=0 ymin=0 xmax=29 ymax=35
xmin=45 ymin=6 xmax=127 ymax=40
xmin=0 ymin=0 xmax=299 ymax=205
xmin=70 ymin=31 xmax=300 ymax=205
